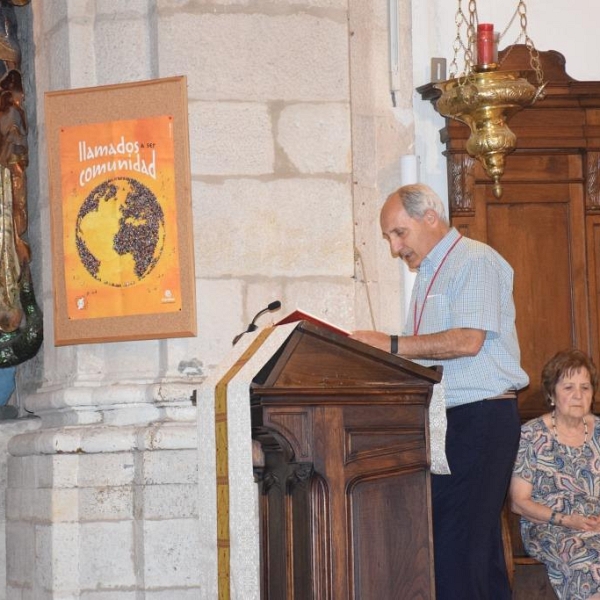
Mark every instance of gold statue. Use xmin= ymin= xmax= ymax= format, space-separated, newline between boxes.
xmin=0 ymin=1 xmax=28 ymax=332
xmin=0 ymin=0 xmax=42 ymax=368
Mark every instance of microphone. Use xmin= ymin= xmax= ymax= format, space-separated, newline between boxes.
xmin=232 ymin=300 xmax=282 ymax=345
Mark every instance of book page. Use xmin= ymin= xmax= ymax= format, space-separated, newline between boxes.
xmin=275 ymin=308 xmax=349 ymax=336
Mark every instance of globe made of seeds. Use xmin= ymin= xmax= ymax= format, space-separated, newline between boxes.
xmin=75 ymin=177 xmax=166 ymax=288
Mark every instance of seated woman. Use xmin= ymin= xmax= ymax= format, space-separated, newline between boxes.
xmin=510 ymin=348 xmax=600 ymax=600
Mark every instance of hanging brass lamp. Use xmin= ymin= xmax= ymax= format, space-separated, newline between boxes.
xmin=433 ymin=0 xmax=546 ymax=198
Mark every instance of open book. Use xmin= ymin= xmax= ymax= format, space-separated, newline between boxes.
xmin=275 ymin=309 xmax=349 ymax=337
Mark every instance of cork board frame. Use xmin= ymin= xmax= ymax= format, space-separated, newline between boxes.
xmin=45 ymin=76 xmax=196 ymax=346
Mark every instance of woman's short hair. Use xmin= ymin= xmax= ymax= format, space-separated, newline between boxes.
xmin=396 ymin=183 xmax=449 ymax=225
xmin=541 ymin=348 xmax=598 ymax=406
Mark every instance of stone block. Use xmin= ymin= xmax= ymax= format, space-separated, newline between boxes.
xmin=34 ymin=523 xmax=80 ymax=591
xmin=95 ymin=18 xmax=153 ymax=84
xmin=158 ymin=13 xmax=349 ymax=101
xmin=39 ymin=455 xmax=76 ymax=490
xmin=194 ymin=178 xmax=354 ymax=277
xmin=51 ymin=489 xmax=81 ymax=522
xmin=351 ymin=114 xmax=379 ymax=189
xmin=4 ymin=488 xmax=19 ymax=520
xmin=100 ymin=340 xmax=161 ymax=381
xmin=6 ymin=488 xmax=61 ymax=522
xmin=7 ymin=453 xmax=38 ymax=489
xmin=79 ymin=486 xmax=134 ymax=522
xmin=144 ymin=590 xmax=201 ymax=600
xmin=80 ymin=522 xmax=136 ymax=588
xmin=141 ymin=483 xmax=198 ymax=520
xmin=67 ymin=23 xmax=98 ymax=88
xmin=96 ymin=0 xmax=149 ymax=14
xmin=143 ymin=519 xmax=200 ymax=588
xmin=77 ymin=453 xmax=137 ymax=488
xmin=283 ymin=278 xmax=356 ymax=331
xmin=136 ymin=422 xmax=197 ymax=452
xmin=5 ymin=521 xmax=34 ymax=588
xmin=161 ymin=336 xmax=206 ymax=380
xmin=348 ymin=3 xmax=392 ymax=113
xmin=40 ymin=0 xmax=68 ymax=31
xmin=81 ymin=592 xmax=137 ymax=600
xmin=142 ymin=449 xmax=197 ymax=485
xmin=192 ymin=279 xmax=245 ymax=370
xmin=189 ymin=102 xmax=274 ymax=176
xmin=137 ymin=422 xmax=197 ymax=451
xmin=277 ymin=103 xmax=351 ymax=174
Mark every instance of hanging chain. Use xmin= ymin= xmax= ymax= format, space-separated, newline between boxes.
xmin=449 ymin=0 xmax=468 ymax=78
xmin=449 ymin=0 xmax=478 ymax=79
xmin=497 ymin=0 xmax=544 ymax=84
xmin=518 ymin=0 xmax=544 ymax=84
xmin=465 ymin=0 xmax=477 ymax=74
xmin=447 ymin=0 xmax=544 ymax=86
xmin=498 ymin=5 xmax=520 ymax=42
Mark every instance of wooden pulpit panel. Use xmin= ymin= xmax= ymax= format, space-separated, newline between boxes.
xmin=351 ymin=472 xmax=431 ymax=598
xmin=255 ymin=322 xmax=439 ymax=389
xmin=252 ymin=322 xmax=440 ymax=599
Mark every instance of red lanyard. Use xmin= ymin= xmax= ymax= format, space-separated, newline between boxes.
xmin=413 ymin=235 xmax=463 ymax=335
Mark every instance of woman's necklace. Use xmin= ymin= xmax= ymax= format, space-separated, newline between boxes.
xmin=551 ymin=409 xmax=588 ymax=446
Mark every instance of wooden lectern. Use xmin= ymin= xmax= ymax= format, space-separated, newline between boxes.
xmin=251 ymin=321 xmax=442 ymax=599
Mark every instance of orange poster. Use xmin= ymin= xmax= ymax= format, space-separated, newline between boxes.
xmin=59 ymin=116 xmax=181 ymax=320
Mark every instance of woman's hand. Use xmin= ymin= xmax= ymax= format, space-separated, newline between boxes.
xmin=561 ymin=513 xmax=600 ymax=532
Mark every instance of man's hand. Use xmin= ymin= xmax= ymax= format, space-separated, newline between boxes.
xmin=349 ymin=331 xmax=392 ymax=352
xmin=350 ymin=328 xmax=485 ymax=359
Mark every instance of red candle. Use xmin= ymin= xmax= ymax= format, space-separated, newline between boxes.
xmin=477 ymin=23 xmax=494 ymax=66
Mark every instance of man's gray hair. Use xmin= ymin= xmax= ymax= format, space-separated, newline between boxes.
xmin=394 ymin=183 xmax=449 ymax=225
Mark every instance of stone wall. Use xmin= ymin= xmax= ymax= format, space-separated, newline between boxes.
xmin=7 ymin=423 xmax=199 ymax=599
xmin=3 ymin=0 xmax=413 ymax=597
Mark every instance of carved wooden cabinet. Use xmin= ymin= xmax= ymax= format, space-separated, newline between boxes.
xmin=251 ymin=322 xmax=441 ymax=599
xmin=419 ymin=45 xmax=600 ymax=419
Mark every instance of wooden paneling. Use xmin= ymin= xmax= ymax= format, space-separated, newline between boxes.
xmin=485 ymin=190 xmax=588 ymax=415
xmin=351 ymin=472 xmax=430 ymax=598
xmin=453 ymin=174 xmax=587 ymax=419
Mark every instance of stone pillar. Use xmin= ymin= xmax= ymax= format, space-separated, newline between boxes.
xmin=6 ymin=2 xmax=203 ymax=597
xmin=7 ymin=419 xmax=200 ymax=598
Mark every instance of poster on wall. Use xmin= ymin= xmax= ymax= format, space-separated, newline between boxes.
xmin=45 ymin=77 xmax=196 ymax=345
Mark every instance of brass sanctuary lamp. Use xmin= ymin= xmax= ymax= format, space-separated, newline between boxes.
xmin=432 ymin=0 xmax=546 ymax=198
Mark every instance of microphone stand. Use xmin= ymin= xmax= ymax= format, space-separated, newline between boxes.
xmin=232 ymin=301 xmax=282 ymax=346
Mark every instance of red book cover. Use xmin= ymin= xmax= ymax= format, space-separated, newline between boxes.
xmin=275 ymin=309 xmax=349 ymax=337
